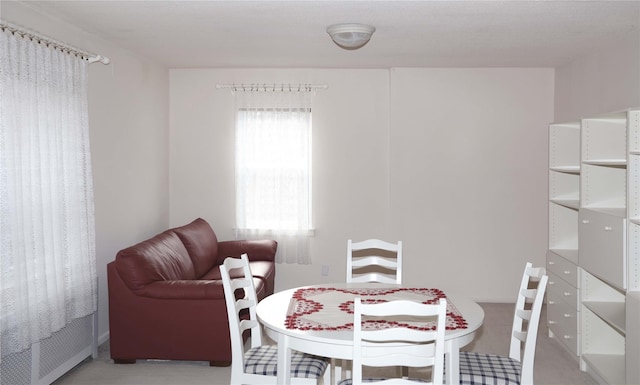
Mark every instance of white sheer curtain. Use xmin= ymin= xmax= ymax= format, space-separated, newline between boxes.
xmin=234 ymin=86 xmax=313 ymax=264
xmin=0 ymin=26 xmax=97 ymax=358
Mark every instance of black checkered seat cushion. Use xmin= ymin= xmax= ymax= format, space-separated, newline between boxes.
xmin=244 ymin=345 xmax=329 ymax=379
xmin=338 ymin=378 xmax=428 ymax=385
xmin=457 ymin=351 xmax=521 ymax=385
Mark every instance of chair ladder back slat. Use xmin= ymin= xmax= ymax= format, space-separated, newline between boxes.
xmin=512 ymin=330 xmax=527 ymax=343
xmin=520 ymin=288 xmax=537 ymax=300
xmin=230 ymin=278 xmax=252 ymax=291
xmin=350 ymin=238 xmax=401 ymax=252
xmin=348 ymin=274 xmax=399 ymax=284
xmin=525 ymin=266 xmax=546 ymax=279
xmin=515 ymin=308 xmax=532 ymax=321
xmin=351 ymin=256 xmax=399 ymax=269
xmin=239 ymin=318 xmax=259 ymax=333
xmin=236 ymin=298 xmax=256 ymax=312
xmin=362 ymin=328 xmax=440 ymax=343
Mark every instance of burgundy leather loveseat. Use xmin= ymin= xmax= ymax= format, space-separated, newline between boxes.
xmin=107 ymin=218 xmax=276 ymax=366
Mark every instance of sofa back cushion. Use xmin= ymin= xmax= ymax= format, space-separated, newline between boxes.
xmin=115 ymin=231 xmax=196 ymax=291
xmin=172 ymin=218 xmax=219 ymax=278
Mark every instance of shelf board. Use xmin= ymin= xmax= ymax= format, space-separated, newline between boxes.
xmin=584 ymin=115 xmax=627 ymax=123
xmin=582 ymin=301 xmax=626 ymax=334
xmin=549 ymin=248 xmax=578 ymax=263
xmin=581 ymin=206 xmax=626 ymax=218
xmin=550 ymin=199 xmax=579 ymax=210
xmin=583 ymin=159 xmax=627 ymax=167
xmin=550 ymin=165 xmax=581 ymax=174
xmin=581 ymin=353 xmax=626 ymax=385
xmin=631 ymin=218 xmax=640 ymax=225
xmin=630 ymin=150 xmax=640 ymax=155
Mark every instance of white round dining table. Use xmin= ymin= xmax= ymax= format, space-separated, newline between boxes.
xmin=256 ymin=283 xmax=485 ymax=385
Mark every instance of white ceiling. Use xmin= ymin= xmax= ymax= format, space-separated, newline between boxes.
xmin=21 ymin=0 xmax=640 ymax=68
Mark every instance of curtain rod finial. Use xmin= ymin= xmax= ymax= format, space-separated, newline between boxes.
xmin=88 ymin=55 xmax=110 ymax=65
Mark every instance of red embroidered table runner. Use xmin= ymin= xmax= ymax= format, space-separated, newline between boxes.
xmin=285 ymin=287 xmax=468 ymax=331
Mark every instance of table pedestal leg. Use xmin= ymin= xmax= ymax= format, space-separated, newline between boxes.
xmin=277 ymin=333 xmax=292 ymax=385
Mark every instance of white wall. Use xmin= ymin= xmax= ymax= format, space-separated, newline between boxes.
xmin=2 ymin=2 xmax=170 ymax=343
xmin=554 ymin=32 xmax=640 ymax=122
xmin=170 ymin=67 xmax=554 ymax=301
xmin=389 ymin=68 xmax=554 ymax=301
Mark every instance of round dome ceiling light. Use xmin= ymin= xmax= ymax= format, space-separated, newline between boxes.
xmin=326 ymin=23 xmax=376 ymax=50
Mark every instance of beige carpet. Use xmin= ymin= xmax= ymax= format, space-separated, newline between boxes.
xmin=53 ymin=303 xmax=598 ymax=385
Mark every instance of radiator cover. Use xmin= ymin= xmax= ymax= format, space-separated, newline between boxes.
xmin=1 ymin=314 xmax=97 ymax=385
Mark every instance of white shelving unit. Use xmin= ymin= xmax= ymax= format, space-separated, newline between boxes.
xmin=626 ymin=110 xmax=640 ymax=385
xmin=548 ymin=109 xmax=640 ymax=385
xmin=547 ymin=122 xmax=581 ymax=358
xmin=577 ymin=109 xmax=640 ymax=385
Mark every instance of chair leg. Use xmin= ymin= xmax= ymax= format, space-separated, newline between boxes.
xmin=329 ymin=358 xmax=336 ymax=384
xmin=342 ymin=359 xmax=351 ymax=380
xmin=330 ymin=358 xmax=352 ymax=382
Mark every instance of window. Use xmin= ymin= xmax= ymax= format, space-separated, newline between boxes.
xmin=233 ymin=88 xmax=313 ymax=263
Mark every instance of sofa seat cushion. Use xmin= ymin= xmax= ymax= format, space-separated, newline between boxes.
xmin=244 ymin=261 xmax=275 ymax=282
xmin=116 ymin=231 xmax=196 ymax=291
xmin=200 ymin=265 xmax=268 ymax=300
xmin=200 ymin=261 xmax=271 ymax=281
xmin=134 ymin=279 xmax=226 ymax=299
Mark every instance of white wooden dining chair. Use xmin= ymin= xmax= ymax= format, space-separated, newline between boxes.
xmin=457 ymin=262 xmax=548 ymax=385
xmin=337 ymin=297 xmax=447 ymax=385
xmin=220 ymin=254 xmax=329 ymax=385
xmin=339 ymin=239 xmax=404 ymax=381
xmin=347 ymin=239 xmax=403 ymax=285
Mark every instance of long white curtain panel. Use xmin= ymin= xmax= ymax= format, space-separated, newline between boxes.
xmin=0 ymin=25 xmax=97 ymax=358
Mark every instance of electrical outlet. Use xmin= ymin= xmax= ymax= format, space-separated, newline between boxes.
xmin=321 ymin=265 xmax=329 ymax=276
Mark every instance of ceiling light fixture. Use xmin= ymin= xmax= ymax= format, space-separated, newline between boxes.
xmin=326 ymin=23 xmax=376 ymax=50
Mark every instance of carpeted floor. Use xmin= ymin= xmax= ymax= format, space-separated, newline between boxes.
xmin=53 ymin=303 xmax=598 ymax=385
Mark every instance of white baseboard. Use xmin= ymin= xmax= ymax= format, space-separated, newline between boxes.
xmin=98 ymin=331 xmax=110 ymax=346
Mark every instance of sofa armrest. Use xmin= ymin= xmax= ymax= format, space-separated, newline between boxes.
xmin=217 ymin=240 xmax=277 ymax=264
xmin=134 ymin=280 xmax=225 ymax=300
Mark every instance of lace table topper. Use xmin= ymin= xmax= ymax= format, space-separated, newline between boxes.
xmin=285 ymin=287 xmax=468 ymax=331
